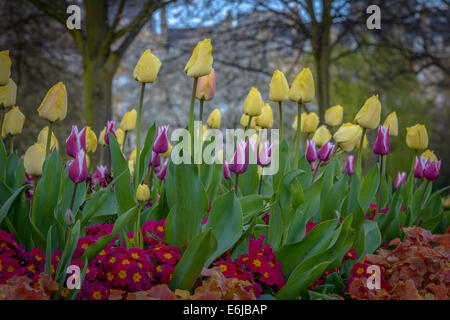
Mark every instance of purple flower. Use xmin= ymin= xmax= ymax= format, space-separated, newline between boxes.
xmin=104 ymin=121 xmax=116 ymax=145
xmin=317 ymin=141 xmax=335 ymax=162
xmin=257 ymin=141 xmax=272 ymax=167
xmin=394 ymin=171 xmax=406 ymax=190
xmin=229 ymin=140 xmax=246 ymax=174
xmin=223 ymin=160 xmax=231 ymax=179
xmin=94 ymin=165 xmax=107 ymax=181
xmin=414 ymin=156 xmax=426 ymax=179
xmin=153 ymin=125 xmax=169 ymax=154
xmin=305 ymin=140 xmax=317 ymax=164
xmin=423 ymin=160 xmax=441 ymax=181
xmin=68 ymin=149 xmax=88 ymax=184
xmin=149 ymin=151 xmax=160 ymax=168
xmin=157 ymin=161 xmax=168 ymax=181
xmin=373 ymin=125 xmax=390 ymax=155
xmin=66 ymin=126 xmax=86 ymax=158
xmin=346 ymin=155 xmax=355 ymax=176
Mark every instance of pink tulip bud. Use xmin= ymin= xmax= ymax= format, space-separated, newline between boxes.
xmin=196 ymin=68 xmax=216 ymax=101
xmin=257 ymin=141 xmax=272 ymax=167
xmin=394 ymin=171 xmax=406 ymax=190
xmin=94 ymin=165 xmax=107 ymax=182
xmin=373 ymin=125 xmax=390 ymax=155
xmin=305 ymin=140 xmax=317 ymax=164
xmin=423 ymin=160 xmax=441 ymax=181
xmin=346 ymin=155 xmax=355 ymax=176
xmin=68 ymin=149 xmax=88 ymax=184
xmin=157 ymin=161 xmax=167 ymax=181
xmin=229 ymin=140 xmax=246 ymax=174
xmin=223 ymin=160 xmax=231 ymax=179
xmin=105 ymin=121 xmax=116 ymax=145
xmin=153 ymin=125 xmax=169 ymax=154
xmin=66 ymin=125 xmax=86 ymax=158
xmin=240 ymin=139 xmax=254 ymax=174
xmin=414 ymin=156 xmax=426 ymax=179
xmin=150 ymin=151 xmax=161 ymax=168
xmin=317 ymin=141 xmax=335 ymax=162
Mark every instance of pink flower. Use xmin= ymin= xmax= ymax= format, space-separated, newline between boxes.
xmin=229 ymin=140 xmax=246 ymax=174
xmin=414 ymin=156 xmax=426 ymax=179
xmin=423 ymin=160 xmax=441 ymax=181
xmin=223 ymin=160 xmax=231 ymax=179
xmin=196 ymin=68 xmax=216 ymax=101
xmin=373 ymin=125 xmax=390 ymax=155
xmin=66 ymin=125 xmax=86 ymax=158
xmin=94 ymin=165 xmax=107 ymax=182
xmin=68 ymin=149 xmax=88 ymax=183
xmin=157 ymin=161 xmax=167 ymax=181
xmin=394 ymin=171 xmax=406 ymax=190
xmin=346 ymin=155 xmax=355 ymax=176
xmin=305 ymin=140 xmax=317 ymax=164
xmin=317 ymin=141 xmax=335 ymax=162
xmin=257 ymin=141 xmax=272 ymax=167
xmin=153 ymin=125 xmax=169 ymax=154
xmin=149 ymin=151 xmax=161 ymax=167
xmin=104 ymin=121 xmax=116 ymax=145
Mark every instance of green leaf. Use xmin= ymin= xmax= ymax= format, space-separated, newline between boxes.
xmin=358 ymin=163 xmax=380 ymax=213
xmin=81 ymin=185 xmax=117 ymax=226
xmin=238 ymin=194 xmax=267 ymax=216
xmin=44 ymin=226 xmax=53 ymax=276
xmin=5 ymin=152 xmax=25 ymax=190
xmin=0 ymin=138 xmax=6 ymax=181
xmin=272 ymin=140 xmax=289 ymax=192
xmin=321 ymin=175 xmax=348 ymax=221
xmin=55 ymin=221 xmax=80 ymax=286
xmin=136 ymin=124 xmax=156 ymax=187
xmin=359 ymin=220 xmax=382 ymax=258
xmin=0 ymin=184 xmax=31 ymax=224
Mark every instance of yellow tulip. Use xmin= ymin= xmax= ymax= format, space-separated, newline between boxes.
xmin=133 ymin=49 xmax=162 ymax=83
xmin=312 ymin=125 xmax=332 ymax=147
xmin=37 ymin=82 xmax=67 ymax=122
xmin=24 ymin=143 xmax=46 ymax=176
xmin=301 ymin=112 xmax=319 ymax=133
xmin=333 ymin=123 xmax=363 ymax=152
xmin=128 ymin=159 xmax=135 ymax=176
xmin=242 ymin=87 xmax=263 ymax=117
xmin=406 ymin=124 xmax=428 ymax=150
xmin=1 ymin=106 xmax=25 ymax=139
xmin=37 ymin=126 xmax=59 ymax=150
xmin=136 ymin=184 xmax=150 ymax=202
xmin=202 ymin=124 xmax=208 ymax=141
xmin=288 ymin=67 xmax=315 ymax=103
xmin=0 ymin=51 xmax=11 ymax=86
xmin=129 ymin=149 xmax=137 ymax=163
xmin=86 ymin=154 xmax=90 ymax=169
xmin=421 ymin=149 xmax=437 ymax=162
xmin=0 ymin=78 xmax=17 ymax=108
xmin=325 ymin=105 xmax=343 ymax=127
xmin=120 ymin=109 xmax=137 ymax=131
xmin=161 ymin=143 xmax=172 ymax=158
xmin=292 ymin=115 xmax=299 ymax=131
xmin=85 ymin=126 xmax=97 ymax=153
xmin=240 ymin=114 xmax=256 ymax=129
xmin=196 ymin=68 xmax=216 ymax=101
xmin=354 ymin=95 xmax=381 ymax=130
xmin=269 ymin=70 xmax=289 ymax=102
xmin=383 ymin=111 xmax=398 ymax=137
xmin=99 ymin=127 xmax=106 ymax=146
xmin=256 ymin=104 xmax=273 ymax=129
xmin=116 ymin=128 xmax=125 ymax=146
xmin=356 ymin=134 xmax=369 ymax=149
xmin=207 ymin=108 xmax=221 ymax=129
xmin=184 ymin=39 xmax=213 ymax=78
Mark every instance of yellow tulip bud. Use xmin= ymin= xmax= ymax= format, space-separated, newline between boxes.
xmin=292 ymin=115 xmax=298 ymax=131
xmin=325 ymin=105 xmax=343 ymax=127
xmin=354 ymin=95 xmax=381 ymax=130
xmin=333 ymin=123 xmax=363 ymax=152
xmin=207 ymin=108 xmax=221 ymax=129
xmin=421 ymin=149 xmax=437 ymax=162
xmin=240 ymin=114 xmax=256 ymax=129
xmin=129 ymin=149 xmax=137 ymax=163
xmin=86 ymin=154 xmax=90 ymax=169
xmin=383 ymin=111 xmax=398 ymax=137
xmin=255 ymin=104 xmax=273 ymax=129
xmin=288 ymin=68 xmax=315 ymax=103
xmin=128 ymin=159 xmax=135 ymax=176
xmin=133 ymin=49 xmax=161 ymax=83
xmin=99 ymin=127 xmax=106 ymax=146
xmin=0 ymin=78 xmax=17 ymax=108
xmin=161 ymin=143 xmax=172 ymax=158
xmin=37 ymin=126 xmax=59 ymax=151
xmin=196 ymin=68 xmax=216 ymax=101
xmin=0 ymin=51 xmax=12 ymax=86
xmin=242 ymin=87 xmax=263 ymax=117
xmin=37 ymin=82 xmax=67 ymax=122
xmin=136 ymin=184 xmax=150 ymax=202
xmin=1 ymin=106 xmax=25 ymax=139
xmin=406 ymin=124 xmax=428 ymax=150
xmin=184 ymin=39 xmax=213 ymax=78
xmin=301 ymin=112 xmax=319 ymax=133
xmin=85 ymin=126 xmax=97 ymax=153
xmin=312 ymin=125 xmax=332 ymax=147
xmin=120 ymin=109 xmax=137 ymax=131
xmin=269 ymin=70 xmax=289 ymax=102
xmin=116 ymin=128 xmax=125 ymax=146
xmin=356 ymin=134 xmax=369 ymax=149
xmin=24 ymin=143 xmax=46 ymax=176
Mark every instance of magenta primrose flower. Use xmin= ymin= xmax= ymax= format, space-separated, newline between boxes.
xmin=423 ymin=160 xmax=441 ymax=181
xmin=373 ymin=125 xmax=390 ymax=155
xmin=414 ymin=156 xmax=426 ymax=179
xmin=305 ymin=140 xmax=317 ymax=164
xmin=66 ymin=125 xmax=86 ymax=158
xmin=394 ymin=171 xmax=407 ymax=190
xmin=317 ymin=141 xmax=335 ymax=162
xmin=229 ymin=140 xmax=246 ymax=174
xmin=104 ymin=120 xmax=116 ymax=145
xmin=223 ymin=160 xmax=231 ymax=179
xmin=346 ymin=155 xmax=355 ymax=176
xmin=68 ymin=149 xmax=88 ymax=184
xmin=153 ymin=125 xmax=169 ymax=154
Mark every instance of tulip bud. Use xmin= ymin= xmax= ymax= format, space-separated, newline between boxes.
xmin=288 ymin=67 xmax=315 ymax=103
xmin=116 ymin=128 xmax=125 ymax=147
xmin=325 ymin=105 xmax=343 ymax=127
xmin=128 ymin=160 xmax=135 ymax=176
xmin=373 ymin=125 xmax=390 ymax=155
xmin=317 ymin=141 xmax=335 ymax=162
xmin=345 ymin=155 xmax=355 ymax=176
xmin=223 ymin=160 xmax=231 ymax=179
xmin=240 ymin=114 xmax=256 ymax=129
xmin=354 ymin=95 xmax=381 ymax=130
xmin=94 ymin=165 xmax=107 ymax=183
xmin=269 ymin=70 xmax=289 ymax=102
xmin=24 ymin=143 xmax=46 ymax=177
xmin=120 ymin=109 xmax=137 ymax=132
xmin=196 ymin=68 xmax=216 ymax=101
xmin=99 ymin=127 xmax=106 ymax=146
xmin=242 ymin=87 xmax=263 ymax=117
xmin=0 ymin=51 xmax=11 ymax=86
xmin=104 ymin=121 xmax=116 ymax=145
xmin=240 ymin=139 xmax=254 ymax=174
xmin=68 ymin=149 xmax=88 ymax=183
xmin=133 ymin=49 xmax=162 ymax=83
xmin=37 ymin=126 xmax=59 ymax=151
xmin=158 ymin=161 xmax=168 ymax=181
xmin=153 ymin=125 xmax=169 ymax=154
xmin=257 ymin=141 xmax=272 ymax=167
xmin=150 ymin=151 xmax=161 ymax=168
xmin=256 ymin=104 xmax=273 ymax=129
xmin=207 ymin=108 xmax=221 ymax=129
xmin=394 ymin=172 xmax=406 ymax=190
xmin=421 ymin=149 xmax=438 ymax=162
xmin=184 ymin=39 xmax=213 ymax=78
xmin=333 ymin=123 xmax=363 ymax=152
xmin=312 ymin=125 xmax=332 ymax=147
xmin=406 ymin=124 xmax=428 ymax=150
xmin=1 ymin=106 xmax=25 ymax=138
xmin=0 ymin=78 xmax=17 ymax=108
xmin=136 ymin=184 xmax=150 ymax=202
xmin=66 ymin=126 xmax=86 ymax=158
xmin=383 ymin=112 xmax=398 ymax=136
xmin=85 ymin=126 xmax=97 ymax=153
xmin=423 ymin=160 xmax=441 ymax=181
xmin=301 ymin=112 xmax=319 ymax=133
xmin=305 ymin=140 xmax=317 ymax=164
xmin=229 ymin=140 xmax=246 ymax=174
xmin=37 ymin=82 xmax=67 ymax=122
xmin=414 ymin=156 xmax=426 ymax=179
xmin=292 ymin=115 xmax=298 ymax=131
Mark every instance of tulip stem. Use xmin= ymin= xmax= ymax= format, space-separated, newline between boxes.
xmin=258 ymin=174 xmax=263 ymax=194
xmin=188 ymin=77 xmax=199 ymax=151
xmin=294 ymin=102 xmax=302 ymax=170
xmin=148 ymin=164 xmax=154 ymax=191
xmin=199 ymin=99 xmax=204 ymax=124
xmin=234 ymin=173 xmax=239 ymax=196
xmin=357 ymin=127 xmax=366 ymax=174
xmin=70 ymin=183 xmax=78 ymax=211
xmin=9 ymin=135 xmax=14 ymax=155
xmin=135 ymin=83 xmax=146 ymax=189
xmin=419 ymin=180 xmax=430 ymax=211
xmin=312 ymin=160 xmax=322 ymax=183
xmin=45 ymin=121 xmax=54 ymax=157
xmin=244 ymin=115 xmax=253 ymax=132
xmin=100 ymin=146 xmax=104 ymax=166
xmin=278 ymin=102 xmax=283 ymax=141
xmin=377 ymin=155 xmax=384 ymax=210
xmin=135 ymin=203 xmax=143 ymax=249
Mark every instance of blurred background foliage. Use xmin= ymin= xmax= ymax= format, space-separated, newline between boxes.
xmin=0 ymin=0 xmax=448 ymax=188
